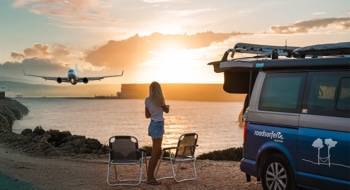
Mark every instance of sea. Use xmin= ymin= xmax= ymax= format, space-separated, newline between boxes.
xmin=13 ymin=98 xmax=245 ymax=155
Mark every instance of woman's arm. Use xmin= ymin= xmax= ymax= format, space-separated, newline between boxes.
xmin=162 ymin=104 xmax=169 ymax=113
xmin=145 ymin=107 xmax=151 ymax=118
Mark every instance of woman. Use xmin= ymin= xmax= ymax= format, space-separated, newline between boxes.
xmin=145 ymin=81 xmax=169 ymax=185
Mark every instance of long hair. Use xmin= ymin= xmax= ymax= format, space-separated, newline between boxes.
xmin=149 ymin=81 xmax=165 ymax=106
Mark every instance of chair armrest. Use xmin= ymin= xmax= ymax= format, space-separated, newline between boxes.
xmin=137 ymin=148 xmax=147 ymax=157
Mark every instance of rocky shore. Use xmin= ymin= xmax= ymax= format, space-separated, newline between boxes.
xmin=0 ymin=98 xmax=108 ymax=158
xmin=0 ymin=127 xmax=108 ymax=157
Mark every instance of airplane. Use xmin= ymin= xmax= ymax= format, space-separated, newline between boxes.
xmin=23 ymin=64 xmax=124 ymax=85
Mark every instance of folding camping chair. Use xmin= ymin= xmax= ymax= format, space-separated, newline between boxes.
xmin=106 ymin=136 xmax=147 ymax=186
xmin=155 ymin=133 xmax=198 ymax=182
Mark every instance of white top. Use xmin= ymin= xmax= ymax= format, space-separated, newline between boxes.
xmin=145 ymin=97 xmax=164 ymax=121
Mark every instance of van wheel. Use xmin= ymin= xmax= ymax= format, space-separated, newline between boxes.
xmin=261 ymin=154 xmax=296 ymax=190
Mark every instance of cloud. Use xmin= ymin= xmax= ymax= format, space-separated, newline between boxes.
xmin=2 ymin=58 xmax=64 ymax=72
xmin=0 ymin=58 xmax=67 ymax=83
xmin=15 ymin=43 xmax=81 ymax=64
xmin=169 ymin=9 xmax=213 ymax=17
xmin=143 ymin=0 xmax=173 ymax=2
xmin=270 ymin=17 xmax=350 ymax=34
xmin=51 ymin=44 xmax=71 ymax=58
xmin=11 ymin=52 xmax=25 ymax=61
xmin=312 ymin=12 xmax=326 ymax=15
xmin=84 ymin=32 xmax=249 ymax=70
xmin=12 ymin=0 xmax=114 ymax=24
xmin=21 ymin=58 xmax=64 ymax=71
xmin=6 ymin=43 xmax=71 ymax=69
xmin=24 ymin=43 xmax=51 ymax=58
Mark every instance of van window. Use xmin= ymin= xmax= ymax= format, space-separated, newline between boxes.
xmin=306 ymin=71 xmax=349 ymax=117
xmin=337 ymin=77 xmax=350 ymax=111
xmin=259 ymin=72 xmax=306 ymax=113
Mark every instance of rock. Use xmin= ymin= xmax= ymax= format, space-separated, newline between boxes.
xmin=0 ymin=114 xmax=11 ymax=131
xmin=33 ymin=126 xmax=45 ymax=135
xmin=47 ymin=130 xmax=72 ymax=146
xmin=0 ymin=106 xmax=15 ymax=130
xmin=21 ymin=128 xmax=33 ymax=136
xmin=0 ymin=127 xmax=108 ymax=157
xmin=0 ymin=98 xmax=29 ymax=132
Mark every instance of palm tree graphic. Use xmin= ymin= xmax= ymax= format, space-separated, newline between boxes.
xmin=325 ymin=138 xmax=337 ymax=167
xmin=312 ymin=138 xmax=337 ymax=167
xmin=312 ymin=138 xmax=324 ymax=165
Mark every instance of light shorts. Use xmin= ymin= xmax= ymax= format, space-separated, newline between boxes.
xmin=148 ymin=120 xmax=164 ymax=139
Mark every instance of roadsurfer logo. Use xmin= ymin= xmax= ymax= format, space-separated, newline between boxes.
xmin=254 ymin=130 xmax=284 ymax=142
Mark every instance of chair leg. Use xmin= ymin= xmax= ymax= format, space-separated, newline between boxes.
xmin=170 ymin=160 xmax=181 ymax=181
xmin=139 ymin=160 xmax=148 ymax=182
xmin=173 ymin=160 xmax=181 ymax=179
xmin=113 ymin=165 xmax=118 ymax=181
xmin=155 ymin=158 xmax=175 ymax=180
xmin=173 ymin=160 xmax=197 ymax=182
xmin=156 ymin=157 xmax=197 ymax=182
xmin=144 ymin=157 xmax=148 ymax=171
xmin=106 ymin=163 xmax=144 ymax=186
xmin=106 ymin=163 xmax=111 ymax=185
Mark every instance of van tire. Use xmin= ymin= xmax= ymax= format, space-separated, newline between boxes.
xmin=261 ymin=153 xmax=296 ymax=190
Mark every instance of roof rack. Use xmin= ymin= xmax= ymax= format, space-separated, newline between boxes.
xmin=209 ymin=42 xmax=350 ymax=73
xmin=221 ymin=42 xmax=300 ymax=61
xmin=234 ymin=42 xmax=299 ymax=58
xmin=221 ymin=42 xmax=350 ymax=61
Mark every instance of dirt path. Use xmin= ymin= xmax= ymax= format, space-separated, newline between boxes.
xmin=0 ymin=144 xmax=262 ymax=190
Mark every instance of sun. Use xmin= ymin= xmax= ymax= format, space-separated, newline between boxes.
xmin=138 ymin=48 xmax=205 ymax=83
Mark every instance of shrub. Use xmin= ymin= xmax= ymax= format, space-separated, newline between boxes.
xmin=197 ymin=147 xmax=243 ymax=161
xmin=141 ymin=145 xmax=169 ymax=157
xmin=141 ymin=145 xmax=243 ymax=161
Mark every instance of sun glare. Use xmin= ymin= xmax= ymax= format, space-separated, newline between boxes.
xmin=139 ymin=49 xmax=205 ymax=83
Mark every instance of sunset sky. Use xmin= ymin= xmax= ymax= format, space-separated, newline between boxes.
xmin=1 ymin=0 xmax=349 ymax=86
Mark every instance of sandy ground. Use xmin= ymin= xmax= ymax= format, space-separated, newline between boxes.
xmin=0 ymin=144 xmax=262 ymax=190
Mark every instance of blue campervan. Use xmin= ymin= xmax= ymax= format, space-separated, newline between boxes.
xmin=209 ymin=42 xmax=350 ymax=190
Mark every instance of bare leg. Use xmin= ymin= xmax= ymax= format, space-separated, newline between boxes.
xmin=147 ymin=137 xmax=162 ymax=182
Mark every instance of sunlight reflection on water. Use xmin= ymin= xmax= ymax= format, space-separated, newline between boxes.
xmin=13 ymin=99 xmax=244 ymax=155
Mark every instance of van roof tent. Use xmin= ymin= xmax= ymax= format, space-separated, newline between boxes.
xmin=208 ymin=42 xmax=350 ymax=94
xmin=293 ymin=42 xmax=350 ymax=58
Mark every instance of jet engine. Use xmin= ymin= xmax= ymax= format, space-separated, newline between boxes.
xmin=57 ymin=77 xmax=62 ymax=83
xmin=83 ymin=78 xmax=89 ymax=84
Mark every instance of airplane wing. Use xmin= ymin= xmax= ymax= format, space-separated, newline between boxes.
xmin=80 ymin=70 xmax=124 ymax=81
xmin=23 ymin=70 xmax=70 ymax=82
